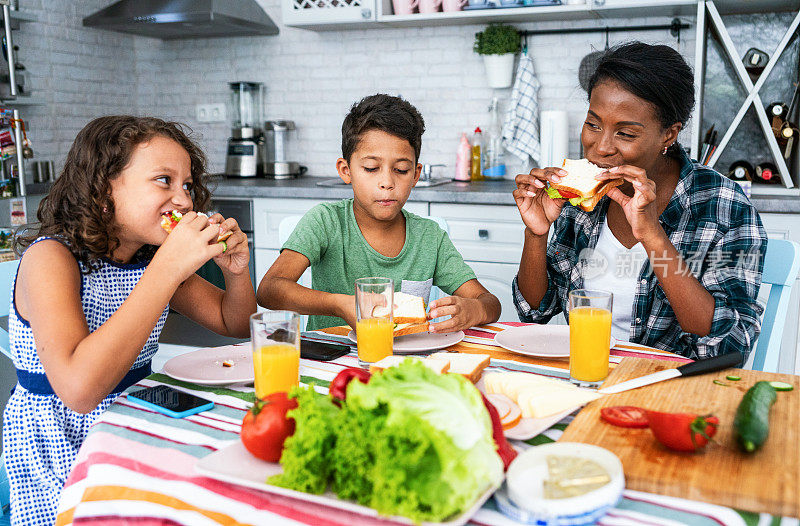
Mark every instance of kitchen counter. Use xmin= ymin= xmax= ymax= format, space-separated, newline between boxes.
xmin=208 ymin=176 xmax=800 ymax=213
xmin=208 ymin=176 xmax=518 ymax=205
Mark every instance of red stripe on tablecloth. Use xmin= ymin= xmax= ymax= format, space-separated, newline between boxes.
xmin=620 ymin=493 xmax=729 ymax=526
xmin=74 ymin=517 xmax=186 ymax=526
xmin=70 ymin=452 xmax=415 ymax=526
xmin=99 ymin=422 xmax=218 ymax=451
xmin=602 ymin=510 xmax=666 ymax=526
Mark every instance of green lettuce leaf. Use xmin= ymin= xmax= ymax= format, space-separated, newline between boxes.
xmin=568 ymin=196 xmax=586 ymax=206
xmin=544 ymin=186 xmax=562 ymax=199
xmin=271 ymin=361 xmax=503 ymax=523
xmin=268 ymin=386 xmax=340 ymax=494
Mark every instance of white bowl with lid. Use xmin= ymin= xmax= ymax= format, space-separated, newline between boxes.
xmin=496 ymin=442 xmax=624 ymax=525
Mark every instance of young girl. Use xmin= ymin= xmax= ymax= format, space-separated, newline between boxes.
xmin=3 ymin=116 xmax=257 ymax=525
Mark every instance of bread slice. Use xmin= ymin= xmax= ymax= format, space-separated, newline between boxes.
xmin=430 ymin=352 xmax=490 ymax=383
xmin=369 ymin=355 xmax=449 ymax=375
xmin=373 ymin=291 xmax=429 ymax=337
xmin=550 ymin=159 xmax=623 ymax=212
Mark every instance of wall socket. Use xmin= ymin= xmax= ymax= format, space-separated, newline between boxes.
xmin=196 ymin=103 xmax=226 ymax=123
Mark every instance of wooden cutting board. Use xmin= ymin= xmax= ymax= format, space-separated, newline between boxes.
xmin=559 ymin=357 xmax=800 ymax=517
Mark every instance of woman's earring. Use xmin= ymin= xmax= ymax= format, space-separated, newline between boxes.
xmin=102 ymin=206 xmax=108 ymax=214
xmin=662 ymin=145 xmax=669 ymax=155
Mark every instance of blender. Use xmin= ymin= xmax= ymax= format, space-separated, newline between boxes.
xmin=225 ymin=82 xmax=264 ymax=178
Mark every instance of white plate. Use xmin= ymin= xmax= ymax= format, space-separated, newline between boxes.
xmin=346 ymin=330 xmax=465 ymax=353
xmin=162 ymin=344 xmax=253 ymax=385
xmin=494 ymin=325 xmax=617 ymax=358
xmin=475 ymin=377 xmax=580 ymax=441
xmin=195 ymin=441 xmax=499 ymax=526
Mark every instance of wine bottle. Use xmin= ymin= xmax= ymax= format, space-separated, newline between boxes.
xmin=727 ymin=160 xmax=754 ymax=181
xmin=754 ymin=162 xmax=781 ymax=184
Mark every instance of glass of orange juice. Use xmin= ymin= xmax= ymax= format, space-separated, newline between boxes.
xmin=355 ymin=277 xmax=394 ymax=367
xmin=568 ymin=289 xmax=613 ymax=387
xmin=250 ymin=310 xmax=300 ymax=399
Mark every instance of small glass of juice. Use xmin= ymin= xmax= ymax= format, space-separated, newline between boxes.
xmin=250 ymin=310 xmax=300 ymax=399
xmin=568 ymin=289 xmax=613 ymax=388
xmin=355 ymin=277 xmax=394 ymax=368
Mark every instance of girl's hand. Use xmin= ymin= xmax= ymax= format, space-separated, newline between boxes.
xmin=514 ymin=167 xmax=568 ymax=236
xmin=207 ymin=214 xmax=250 ymax=276
xmin=427 ymin=296 xmax=484 ymax=333
xmin=597 ymin=165 xmax=663 ymax=243
xmin=154 ymin=211 xmax=225 ymax=284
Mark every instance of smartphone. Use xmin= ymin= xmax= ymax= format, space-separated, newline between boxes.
xmin=127 ymin=385 xmax=214 ymax=418
xmin=301 ymin=339 xmax=350 ymax=361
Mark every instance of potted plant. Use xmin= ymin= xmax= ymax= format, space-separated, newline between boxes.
xmin=474 ymin=23 xmax=521 ymax=88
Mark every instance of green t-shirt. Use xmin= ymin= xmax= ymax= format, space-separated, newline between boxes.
xmin=283 ymin=199 xmax=477 ymax=330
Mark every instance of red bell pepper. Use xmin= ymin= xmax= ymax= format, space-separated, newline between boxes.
xmin=481 ymin=393 xmax=517 ymax=471
xmin=329 ymin=367 xmax=371 ymax=403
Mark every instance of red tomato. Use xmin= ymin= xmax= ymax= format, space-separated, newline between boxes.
xmin=558 ymin=190 xmax=580 ymax=199
xmin=645 ymin=410 xmax=719 ymax=452
xmin=240 ymin=392 xmax=298 ymax=462
xmin=600 ymin=406 xmax=649 ymax=428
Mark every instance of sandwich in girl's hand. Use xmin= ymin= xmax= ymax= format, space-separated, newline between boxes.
xmin=372 ymin=291 xmax=430 ymax=337
xmin=544 ymin=159 xmax=623 ymax=212
xmin=160 ymin=210 xmax=233 ymax=242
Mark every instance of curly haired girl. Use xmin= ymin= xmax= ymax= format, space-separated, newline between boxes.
xmin=4 ymin=115 xmax=256 ymax=525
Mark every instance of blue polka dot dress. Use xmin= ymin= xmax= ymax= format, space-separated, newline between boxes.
xmin=2 ymin=238 xmax=169 ymax=525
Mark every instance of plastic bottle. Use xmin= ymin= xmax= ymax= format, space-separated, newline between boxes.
xmin=454 ymin=132 xmax=472 ymax=182
xmin=470 ymin=127 xmax=484 ymax=181
xmin=483 ymin=97 xmax=506 ymax=180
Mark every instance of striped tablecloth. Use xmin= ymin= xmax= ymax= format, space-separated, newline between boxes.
xmin=55 ymin=323 xmax=786 ymax=526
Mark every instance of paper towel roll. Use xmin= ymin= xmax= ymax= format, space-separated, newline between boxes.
xmin=539 ymin=110 xmax=569 ymax=169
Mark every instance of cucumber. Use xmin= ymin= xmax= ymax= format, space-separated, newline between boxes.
xmin=733 ymin=381 xmax=777 ymax=453
xmin=713 ymin=380 xmax=729 ymax=386
xmin=726 ymin=375 xmax=741 ymax=381
xmin=768 ymin=381 xmax=793 ymax=392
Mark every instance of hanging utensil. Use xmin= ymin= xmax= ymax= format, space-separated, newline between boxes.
xmin=578 ymin=28 xmax=609 ymax=92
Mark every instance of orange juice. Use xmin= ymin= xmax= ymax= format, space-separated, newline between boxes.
xmin=253 ymin=344 xmax=300 ymax=399
xmin=569 ymin=307 xmax=612 ymax=382
xmin=356 ymin=318 xmax=394 ymax=363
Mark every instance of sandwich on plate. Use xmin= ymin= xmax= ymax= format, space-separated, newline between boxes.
xmin=160 ymin=210 xmax=233 ymax=242
xmin=373 ymin=291 xmax=430 ymax=337
xmin=544 ymin=159 xmax=623 ymax=212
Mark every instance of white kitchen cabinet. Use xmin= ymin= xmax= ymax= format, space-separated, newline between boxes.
xmin=759 ymin=213 xmax=800 ymax=374
xmin=429 ymin=203 xmax=524 ymax=264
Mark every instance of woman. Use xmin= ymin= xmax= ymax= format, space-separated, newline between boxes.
xmin=513 ymin=42 xmax=766 ymax=362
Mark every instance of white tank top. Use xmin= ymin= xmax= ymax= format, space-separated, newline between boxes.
xmin=581 ymin=216 xmax=647 ymax=342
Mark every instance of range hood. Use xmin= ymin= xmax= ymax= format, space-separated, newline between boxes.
xmin=83 ymin=0 xmax=279 ymax=40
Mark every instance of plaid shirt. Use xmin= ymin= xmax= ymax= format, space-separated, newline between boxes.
xmin=513 ymin=147 xmax=767 ymax=363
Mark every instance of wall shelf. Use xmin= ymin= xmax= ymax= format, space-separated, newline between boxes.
xmin=693 ymin=0 xmax=800 ymax=190
xmin=0 ymin=97 xmax=44 ymax=106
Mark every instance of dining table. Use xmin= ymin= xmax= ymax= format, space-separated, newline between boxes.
xmin=54 ymin=322 xmax=789 ymax=526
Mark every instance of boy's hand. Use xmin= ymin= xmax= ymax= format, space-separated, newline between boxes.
xmin=207 ymin=213 xmax=250 ymax=276
xmin=334 ymin=294 xmax=358 ymax=329
xmin=427 ymin=296 xmax=485 ymax=334
xmin=154 ymin=211 xmax=225 ymax=285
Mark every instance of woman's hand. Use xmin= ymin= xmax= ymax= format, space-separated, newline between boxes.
xmin=155 ymin=211 xmax=225 ymax=284
xmin=598 ymin=165 xmax=663 ymax=243
xmin=514 ymin=168 xmax=568 ymax=236
xmin=427 ymin=296 xmax=485 ymax=334
xmin=207 ymin=213 xmax=250 ymax=276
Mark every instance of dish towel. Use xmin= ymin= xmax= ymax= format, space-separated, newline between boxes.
xmin=502 ymin=54 xmax=541 ymax=166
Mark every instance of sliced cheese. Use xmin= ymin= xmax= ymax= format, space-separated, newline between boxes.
xmin=520 ymin=388 xmax=601 ymax=419
xmin=484 ymin=372 xmax=567 ymax=399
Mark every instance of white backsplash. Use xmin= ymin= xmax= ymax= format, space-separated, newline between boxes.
xmin=17 ymin=0 xmax=695 ymax=180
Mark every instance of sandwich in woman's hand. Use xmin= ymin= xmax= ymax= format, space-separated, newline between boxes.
xmin=544 ymin=159 xmax=623 ymax=212
xmin=373 ymin=291 xmax=430 ymax=337
xmin=160 ymin=210 xmax=233 ymax=242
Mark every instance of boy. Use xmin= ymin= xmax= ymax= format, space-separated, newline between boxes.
xmin=257 ymin=94 xmax=501 ymax=332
